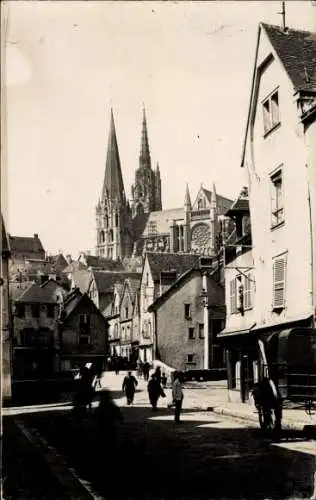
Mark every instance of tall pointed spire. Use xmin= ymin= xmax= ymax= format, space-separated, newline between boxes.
xmin=184 ymin=183 xmax=192 ymax=209
xmin=102 ymin=109 xmax=126 ymax=202
xmin=211 ymin=181 xmax=217 ymax=205
xmin=139 ymin=106 xmax=151 ymax=169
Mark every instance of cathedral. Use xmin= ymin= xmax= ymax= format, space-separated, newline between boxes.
xmin=95 ymin=108 xmax=233 ymax=260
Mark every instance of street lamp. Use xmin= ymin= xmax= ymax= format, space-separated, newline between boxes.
xmin=201 ymin=272 xmax=209 ymax=370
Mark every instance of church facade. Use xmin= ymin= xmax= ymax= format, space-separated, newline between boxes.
xmin=96 ymin=109 xmax=233 ymax=260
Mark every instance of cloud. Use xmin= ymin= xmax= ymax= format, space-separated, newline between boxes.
xmin=6 ymin=45 xmax=31 ymax=87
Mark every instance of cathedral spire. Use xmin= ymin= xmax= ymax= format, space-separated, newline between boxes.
xmin=184 ymin=183 xmax=192 ymax=210
xmin=102 ymin=109 xmax=126 ymax=202
xmin=139 ymin=106 xmax=151 ymax=169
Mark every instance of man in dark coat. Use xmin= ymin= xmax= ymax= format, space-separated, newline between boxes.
xmin=122 ymin=371 xmax=138 ymax=405
xmin=147 ymin=374 xmax=165 ymax=411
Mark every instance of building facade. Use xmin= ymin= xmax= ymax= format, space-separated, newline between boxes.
xmin=149 ymin=263 xmax=226 ymax=372
xmin=219 ymin=23 xmax=316 ymax=403
xmin=1 ymin=214 xmax=12 ymax=405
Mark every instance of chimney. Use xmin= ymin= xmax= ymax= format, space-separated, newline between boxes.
xmin=34 ymin=233 xmax=38 ymax=239
xmin=159 ymin=270 xmax=177 ymax=296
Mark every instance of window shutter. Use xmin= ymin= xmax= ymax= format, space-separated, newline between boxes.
xmin=272 ymin=256 xmax=286 ymax=308
xmin=230 ymin=278 xmax=237 ymax=313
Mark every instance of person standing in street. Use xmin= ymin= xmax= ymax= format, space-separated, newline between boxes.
xmin=172 ymin=372 xmax=184 ymax=423
xmin=122 ymin=371 xmax=138 ymax=405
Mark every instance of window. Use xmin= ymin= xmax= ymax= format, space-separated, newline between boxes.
xmin=47 ymin=304 xmax=55 ymax=318
xmin=272 ymin=254 xmax=287 ymax=309
xmin=244 ymin=273 xmax=253 ymax=310
xmin=145 ymin=273 xmax=149 ymax=286
xmin=79 ymin=314 xmax=90 ymax=335
xmin=197 ymin=198 xmax=205 ymax=210
xmin=270 ymin=169 xmax=284 ymax=227
xmin=99 ymin=230 xmax=105 ymax=243
xmin=263 ymin=90 xmax=280 ymax=135
xmin=16 ymin=303 xmax=25 ymax=318
xmin=188 ymin=327 xmax=195 ymax=339
xmin=187 ymin=354 xmax=195 ymax=363
xmin=125 ymin=306 xmax=129 ymax=319
xmin=230 ymin=278 xmax=237 ymax=314
xmin=184 ymin=304 xmax=191 ymax=320
xmin=199 ymin=323 xmax=204 ymax=339
xmin=114 ymin=323 xmax=119 ymax=338
xmin=109 ymin=229 xmax=113 ymax=243
xmin=31 ymin=304 xmax=40 ymax=318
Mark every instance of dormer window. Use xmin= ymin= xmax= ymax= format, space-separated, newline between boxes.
xmin=263 ymin=90 xmax=280 ymax=135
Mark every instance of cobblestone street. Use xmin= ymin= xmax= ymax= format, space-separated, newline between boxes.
xmin=3 ymin=374 xmax=316 ymax=500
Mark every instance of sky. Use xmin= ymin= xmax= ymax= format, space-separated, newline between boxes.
xmin=3 ymin=1 xmax=316 ymax=257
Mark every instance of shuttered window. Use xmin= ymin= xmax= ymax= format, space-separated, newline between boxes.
xmin=230 ymin=278 xmax=237 ymax=314
xmin=270 ymin=169 xmax=284 ymax=227
xmin=244 ymin=273 xmax=253 ymax=310
xmin=272 ymin=254 xmax=287 ymax=309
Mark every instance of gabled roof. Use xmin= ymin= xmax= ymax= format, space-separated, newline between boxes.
xmin=60 ymin=289 xmax=107 ymax=324
xmin=71 ymin=269 xmax=93 ymax=294
xmin=92 ymin=270 xmax=141 ymax=295
xmin=17 ymin=279 xmax=64 ymax=304
xmin=148 ymin=266 xmax=223 ymax=312
xmin=121 ymin=277 xmax=141 ymax=307
xmin=241 ymin=23 xmax=316 ymax=167
xmin=47 ymin=254 xmax=68 ymax=272
xmin=145 ymin=252 xmax=200 ymax=282
xmin=8 ymin=234 xmax=45 ymax=255
xmin=10 ymin=281 xmax=34 ymax=301
xmin=262 ymin=23 xmax=316 ymax=93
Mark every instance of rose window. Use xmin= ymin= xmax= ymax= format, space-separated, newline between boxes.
xmin=191 ymin=224 xmax=210 ymax=250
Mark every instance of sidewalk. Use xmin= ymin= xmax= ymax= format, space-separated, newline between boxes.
xmin=101 ymin=371 xmax=316 ymax=432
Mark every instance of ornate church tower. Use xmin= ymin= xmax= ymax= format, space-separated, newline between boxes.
xmin=131 ymin=108 xmax=162 ymax=217
xmin=96 ymin=110 xmax=133 ymax=260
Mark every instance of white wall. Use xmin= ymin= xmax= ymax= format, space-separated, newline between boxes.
xmin=244 ymin=28 xmax=315 ymax=327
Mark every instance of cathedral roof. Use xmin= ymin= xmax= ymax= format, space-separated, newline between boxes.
xmin=102 ymin=110 xmax=126 ymax=203
xmin=145 ymin=252 xmax=200 ymax=282
xmin=142 ymin=208 xmax=184 ymax=236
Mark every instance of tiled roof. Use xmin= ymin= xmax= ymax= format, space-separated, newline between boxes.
xmin=85 ymin=255 xmax=124 ymax=270
xmin=8 ymin=234 xmax=45 ymax=254
xmin=47 ymin=254 xmax=68 ymax=272
xmin=142 ymin=208 xmax=184 ymax=236
xmin=262 ymin=23 xmax=316 ymax=92
xmin=146 ymin=252 xmax=200 ymax=282
xmin=149 ymin=267 xmax=224 ymax=312
xmin=17 ymin=279 xmax=64 ymax=304
xmin=93 ymin=270 xmax=141 ymax=295
xmin=128 ymin=277 xmax=141 ymax=300
xmin=61 ymin=289 xmax=84 ymax=319
xmin=10 ymin=281 xmax=34 ymax=301
xmin=72 ymin=270 xmax=93 ymax=293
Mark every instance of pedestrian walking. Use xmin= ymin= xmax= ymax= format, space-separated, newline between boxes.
xmin=143 ymin=362 xmax=150 ymax=381
xmin=154 ymin=366 xmax=161 ymax=384
xmin=161 ymin=372 xmax=167 ymax=389
xmin=147 ymin=374 xmax=166 ymax=411
xmin=172 ymin=372 xmax=184 ymax=423
xmin=122 ymin=371 xmax=138 ymax=405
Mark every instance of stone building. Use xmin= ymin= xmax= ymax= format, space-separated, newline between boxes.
xmin=12 ymin=279 xmax=67 ymax=381
xmin=8 ymin=233 xmax=46 ymax=279
xmin=95 ymin=108 xmax=233 ymax=261
xmin=148 ymin=259 xmax=225 ymax=372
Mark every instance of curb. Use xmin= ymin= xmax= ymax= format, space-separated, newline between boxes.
xmin=208 ymin=405 xmax=311 ymax=432
xmin=14 ymin=418 xmax=105 ymax=500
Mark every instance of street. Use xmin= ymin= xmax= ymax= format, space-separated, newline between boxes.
xmin=3 ymin=376 xmax=316 ymax=500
